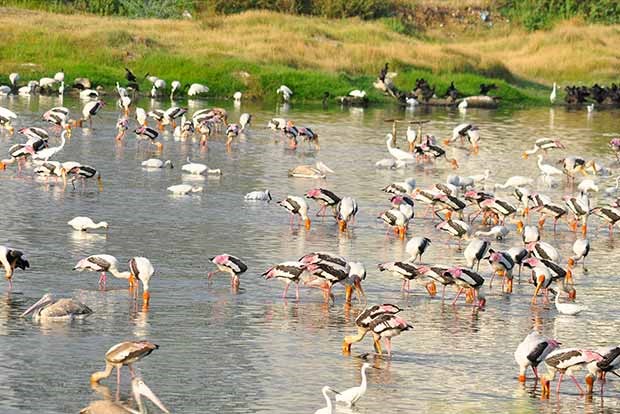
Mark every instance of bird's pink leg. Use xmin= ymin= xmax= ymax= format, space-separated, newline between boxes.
xmin=386 ymin=338 xmax=392 ymax=357
xmin=401 ymin=280 xmax=407 ymax=291
xmin=489 ymin=271 xmax=496 ymax=289
xmin=570 ymin=375 xmax=584 ymax=394
xmin=407 ymin=280 xmax=411 ymax=292
xmin=532 ymin=366 xmax=539 ymax=379
xmin=442 ymin=285 xmax=447 ymax=300
xmin=129 ymin=365 xmax=136 ymax=378
xmin=295 ymin=283 xmax=300 ymax=300
xmin=451 ymin=288 xmax=464 ymax=305
xmin=117 ymin=367 xmax=121 ymax=387
xmin=282 ymin=282 xmax=290 ymax=299
xmin=556 ymin=372 xmax=564 ymax=393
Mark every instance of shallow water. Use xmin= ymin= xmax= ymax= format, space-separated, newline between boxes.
xmin=0 ymin=95 xmax=619 ymax=414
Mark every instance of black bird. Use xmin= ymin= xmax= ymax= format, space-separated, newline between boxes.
xmin=379 ymin=63 xmax=388 ymax=82
xmin=124 ymin=67 xmax=137 ymax=82
xmin=479 ymin=83 xmax=498 ymax=95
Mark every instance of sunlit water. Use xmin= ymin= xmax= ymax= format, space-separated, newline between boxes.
xmin=0 ymin=95 xmax=619 ymax=414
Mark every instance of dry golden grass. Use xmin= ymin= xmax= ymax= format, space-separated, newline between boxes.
xmin=0 ymin=8 xmax=618 ymax=97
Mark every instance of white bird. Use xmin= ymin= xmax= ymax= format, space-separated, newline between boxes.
xmin=167 ymin=184 xmax=203 ymax=195
xmin=604 ymin=176 xmax=620 ymax=195
xmin=494 ymin=176 xmax=534 ymax=189
xmin=116 ymin=82 xmax=128 ymax=97
xmin=375 ymin=158 xmax=406 ymax=169
xmin=119 ymin=96 xmax=131 ymax=115
xmin=349 ymin=90 xmax=366 ymax=98
xmin=386 ymin=134 xmax=415 ymax=162
xmin=569 ymin=238 xmax=590 ymax=272
xmin=181 ymin=157 xmax=221 ymax=175
xmin=136 ymin=107 xmax=147 ymax=126
xmin=474 ymin=225 xmax=509 ymax=240
xmin=553 ymin=290 xmax=587 ymax=315
xmin=537 ymin=154 xmax=563 ymax=177
xmin=514 ymin=331 xmax=560 ymax=382
xmin=315 ymin=386 xmax=338 ymax=414
xmin=550 ymin=82 xmax=557 ymax=104
xmin=458 ymin=99 xmax=468 ymax=110
xmin=170 ymin=80 xmax=181 ymax=100
xmin=578 ymin=179 xmax=599 ymax=193
xmin=406 ymin=126 xmax=418 ymax=151
xmin=587 ymin=104 xmax=594 ymax=113
xmin=233 ymin=91 xmax=242 ymax=101
xmin=18 ymin=80 xmax=38 ymax=96
xmin=54 ymin=70 xmax=64 ymax=83
xmin=468 ymin=169 xmax=491 ymax=183
xmin=239 ymin=113 xmax=252 ymax=131
xmin=335 ymin=362 xmax=370 ymax=407
xmin=187 ymin=83 xmax=209 ymax=97
xmin=142 ymin=159 xmax=173 ymax=169
xmin=58 ymin=81 xmax=64 ymax=96
xmin=67 ymin=217 xmax=108 ymax=231
xmin=39 ymin=77 xmax=57 ymax=89
xmin=0 ymin=86 xmax=10 ymax=95
xmin=32 ymin=131 xmax=67 ymax=161
xmin=277 ymin=85 xmax=293 ymax=102
xmin=244 ymin=190 xmax=272 ymax=201
xmin=9 ymin=72 xmax=19 ymax=87
xmin=288 ymin=161 xmax=333 ymax=179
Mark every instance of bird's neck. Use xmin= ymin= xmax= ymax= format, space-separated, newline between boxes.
xmin=322 ymin=389 xmax=333 ymax=413
xmin=360 ymin=367 xmax=368 ymax=391
xmin=344 ymin=328 xmax=368 ymax=345
xmin=95 ymin=222 xmax=106 ymax=229
xmin=109 ymin=266 xmax=131 ymax=279
xmin=90 ymin=362 xmax=113 ymax=384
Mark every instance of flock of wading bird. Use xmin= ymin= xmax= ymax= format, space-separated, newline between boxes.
xmin=0 ymin=70 xmax=620 ymax=413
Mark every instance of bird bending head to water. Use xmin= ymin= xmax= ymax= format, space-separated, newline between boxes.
xmin=21 ymin=293 xmax=93 ymax=321
xmin=90 ymin=341 xmax=159 ymax=386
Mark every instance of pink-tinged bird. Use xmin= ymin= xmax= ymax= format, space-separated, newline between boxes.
xmin=208 ymin=254 xmax=247 ymax=288
xmin=541 ymin=348 xmax=603 ymax=398
xmin=514 ymin=331 xmax=561 ymax=382
xmin=262 ymin=261 xmax=306 ymax=300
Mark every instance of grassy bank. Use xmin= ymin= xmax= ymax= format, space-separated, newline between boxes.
xmin=0 ymin=7 xmax=618 ymax=106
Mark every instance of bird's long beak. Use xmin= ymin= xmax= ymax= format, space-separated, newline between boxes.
xmin=21 ymin=296 xmax=51 ymax=317
xmin=344 ymin=284 xmax=353 ymax=303
xmin=342 ymin=339 xmax=352 ymax=354
xmin=135 ymin=380 xmax=170 ymax=414
xmin=354 ymin=279 xmax=365 ymax=301
xmin=305 ymin=218 xmax=311 ymax=230
xmin=338 ymin=219 xmax=347 ymax=232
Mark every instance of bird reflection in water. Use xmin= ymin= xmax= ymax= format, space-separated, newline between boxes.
xmin=69 ymin=231 xmax=107 ymax=249
xmin=82 ymin=379 xmax=170 ymax=414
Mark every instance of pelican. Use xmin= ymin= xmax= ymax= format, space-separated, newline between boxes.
xmin=73 ymin=254 xmax=131 ymax=287
xmin=386 ymin=134 xmax=415 ymax=162
xmin=288 ymin=161 xmax=333 ymax=179
xmin=80 ymin=377 xmax=170 ymax=414
xmin=335 ymin=363 xmax=371 ymax=407
xmin=21 ymin=293 xmax=93 ymax=321
xmin=0 ymin=246 xmax=29 ymax=288
xmin=244 ymin=189 xmax=272 ymax=201
xmin=181 ymin=157 xmax=221 ymax=175
xmin=167 ymin=184 xmax=203 ymax=195
xmin=141 ymin=159 xmax=173 ymax=169
xmin=90 ymin=341 xmax=159 ymax=386
xmin=68 ymin=217 xmax=109 ymax=231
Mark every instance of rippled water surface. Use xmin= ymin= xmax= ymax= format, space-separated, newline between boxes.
xmin=0 ymin=95 xmax=619 ymax=413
